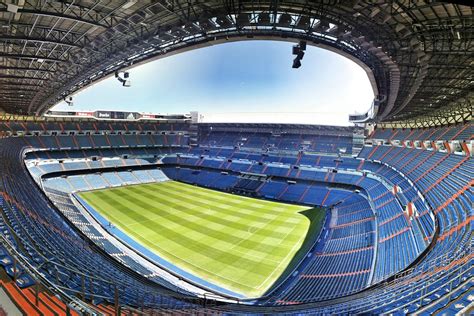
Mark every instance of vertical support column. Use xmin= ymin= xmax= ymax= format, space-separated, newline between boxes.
xmin=406 ymin=202 xmax=413 ymax=217
xmin=461 ymin=141 xmax=471 ymax=156
xmin=444 ymin=141 xmax=451 ymax=153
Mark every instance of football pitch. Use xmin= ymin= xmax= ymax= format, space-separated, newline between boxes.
xmin=78 ymin=180 xmax=324 ymax=298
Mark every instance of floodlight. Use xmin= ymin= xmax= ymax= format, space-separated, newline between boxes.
xmin=291 ymin=41 xmax=306 ymax=69
xmin=292 ymin=45 xmax=300 ymax=55
xmin=115 ymin=71 xmax=131 ymax=87
xmin=64 ymin=96 xmax=74 ymax=107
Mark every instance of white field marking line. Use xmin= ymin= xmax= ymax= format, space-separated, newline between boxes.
xmin=96 ymin=197 xmax=181 ymax=222
xmin=224 ymin=204 xmax=307 ymax=291
xmin=161 ymin=182 xmax=290 ymax=214
xmin=157 ymin=186 xmax=260 ymax=216
xmin=164 ymin=195 xmax=272 ymax=237
xmin=159 ymin=203 xmax=285 ymax=263
xmin=101 ymin=201 xmax=202 ymax=235
xmin=167 ymin=181 xmax=257 ymax=202
xmin=97 ymin=191 xmax=257 ymax=237
xmin=184 ymin=200 xmax=301 ymax=290
xmin=120 ymin=202 xmax=259 ymax=250
xmin=141 ymin=184 xmax=297 ymax=227
xmin=194 ymin=202 xmax=293 ymax=262
xmin=256 ymin=222 xmax=306 ymax=290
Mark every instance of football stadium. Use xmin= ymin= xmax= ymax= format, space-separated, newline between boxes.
xmin=0 ymin=1 xmax=472 ymax=315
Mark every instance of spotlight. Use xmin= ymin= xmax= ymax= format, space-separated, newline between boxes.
xmin=292 ymin=45 xmax=301 ymax=55
xmin=64 ymin=96 xmax=74 ymax=107
xmin=115 ymin=71 xmax=131 ymax=87
xmin=291 ymin=41 xmax=307 ymax=69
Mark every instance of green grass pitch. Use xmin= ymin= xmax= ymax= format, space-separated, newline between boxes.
xmin=78 ymin=180 xmax=324 ymax=298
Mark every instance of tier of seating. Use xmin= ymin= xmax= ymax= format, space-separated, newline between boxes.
xmin=199 ymin=131 xmax=354 ymax=154
xmin=0 ymin=277 xmax=86 ymax=316
xmin=351 ymin=145 xmax=472 ymax=313
xmin=18 ymin=133 xmax=188 ymax=150
xmin=275 ymin=194 xmax=375 ymax=303
xmin=44 ymin=169 xmax=169 ymax=193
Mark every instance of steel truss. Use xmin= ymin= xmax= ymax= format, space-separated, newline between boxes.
xmin=379 ymin=93 xmax=473 ymax=128
xmin=0 ymin=1 xmax=471 ymax=128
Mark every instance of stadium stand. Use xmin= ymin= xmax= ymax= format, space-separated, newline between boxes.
xmin=0 ymin=119 xmax=471 ymax=314
xmin=198 ymin=123 xmax=361 ymax=155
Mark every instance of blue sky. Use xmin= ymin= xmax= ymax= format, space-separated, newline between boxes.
xmin=52 ymin=40 xmax=374 ymax=126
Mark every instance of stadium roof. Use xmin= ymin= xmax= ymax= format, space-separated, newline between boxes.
xmin=0 ymin=1 xmax=472 ymax=126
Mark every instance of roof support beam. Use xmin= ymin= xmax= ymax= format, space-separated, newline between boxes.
xmin=0 ymin=74 xmax=47 ymax=81
xmin=0 ymin=82 xmax=43 ymax=88
xmin=0 ymin=66 xmax=55 ymax=73
xmin=0 ymin=54 xmax=66 ymax=63
xmin=0 ymin=8 xmax=108 ymax=28
xmin=0 ymin=36 xmax=83 ymax=48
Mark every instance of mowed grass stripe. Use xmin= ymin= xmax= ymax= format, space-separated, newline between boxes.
xmin=88 ymin=189 xmax=276 ymax=270
xmin=84 ymin=183 xmax=302 ymax=288
xmin=148 ymin=181 xmax=295 ymax=222
xmin=88 ymin=188 xmax=283 ymax=287
xmin=86 ymin=184 xmax=300 ymax=269
xmin=83 ymin=186 xmax=294 ymax=292
xmin=85 ymin=190 xmax=274 ymax=290
xmin=79 ymin=180 xmax=320 ymax=297
xmin=149 ymin=184 xmax=303 ymax=237
xmin=105 ymin=186 xmax=295 ymax=264
xmin=85 ymin=191 xmax=267 ymax=291
xmin=103 ymin=186 xmax=288 ymax=254
xmin=128 ymin=184 xmax=296 ymax=241
xmin=131 ymin=185 xmax=303 ymax=257
xmin=163 ymin=181 xmax=300 ymax=213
